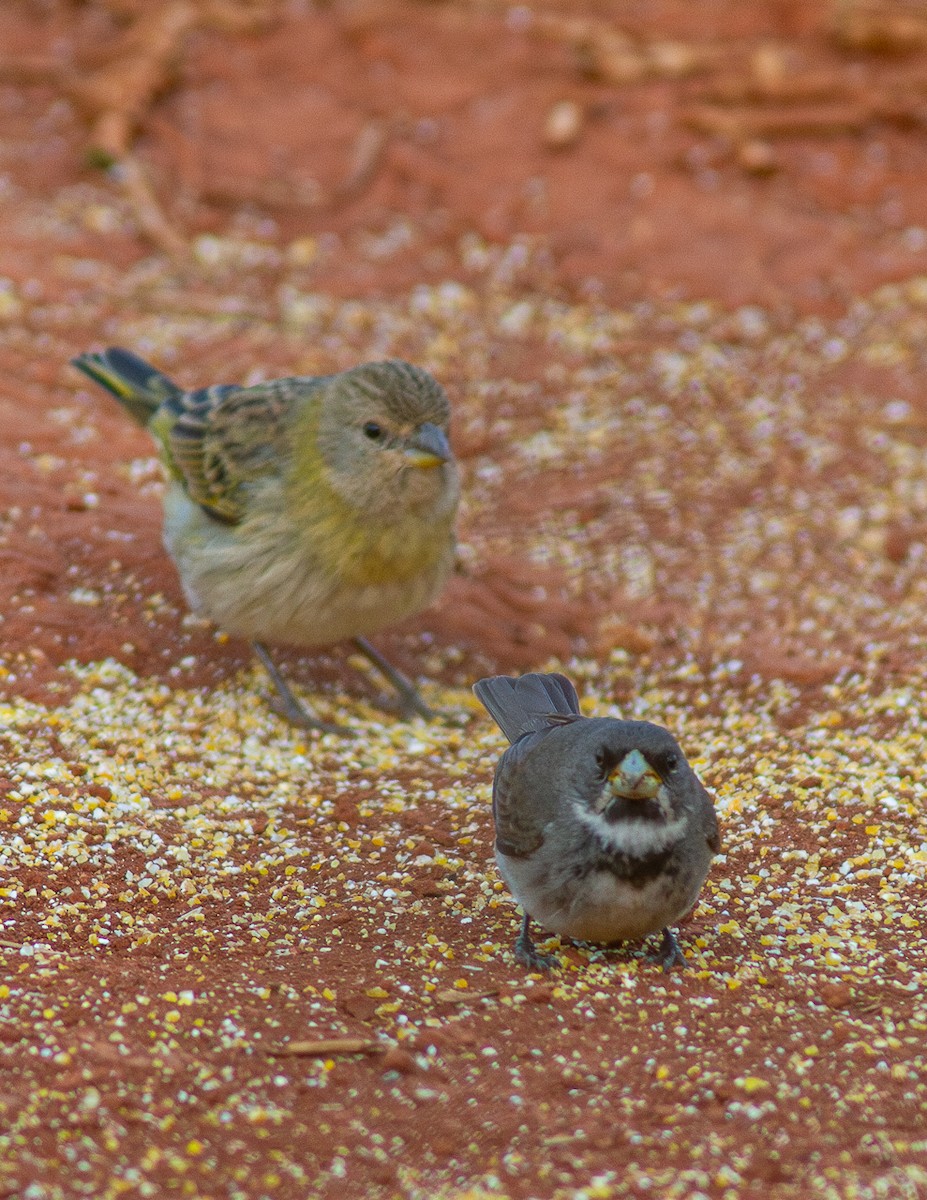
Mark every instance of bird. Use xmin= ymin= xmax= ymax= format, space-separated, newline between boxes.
xmin=71 ymin=346 xmax=460 ymax=733
xmin=472 ymin=672 xmax=720 ymax=971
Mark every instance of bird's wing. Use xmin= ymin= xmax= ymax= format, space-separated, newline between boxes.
xmin=474 ymin=672 xmax=582 ymax=744
xmin=491 ymin=733 xmax=548 ymax=858
xmin=693 ymin=779 xmax=721 ymax=854
xmin=705 ymin=803 xmax=722 ymax=855
xmin=155 ymin=378 xmax=314 ymax=524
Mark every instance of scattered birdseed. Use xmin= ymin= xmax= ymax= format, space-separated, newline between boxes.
xmin=0 ymin=632 xmax=926 ymax=1199
xmin=4 ymin=201 xmax=927 ymax=1197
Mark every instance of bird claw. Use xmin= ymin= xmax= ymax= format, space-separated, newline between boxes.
xmin=265 ymin=692 xmax=353 ymax=737
xmin=351 ymin=636 xmax=445 ymax=724
xmin=394 ymin=687 xmax=438 ymax=723
xmin=388 ymin=695 xmax=468 ymax=728
xmin=648 ymin=927 xmax=687 ymax=973
xmin=254 ymin=640 xmax=354 ymax=735
xmin=515 ymin=943 xmax=558 ymax=972
xmin=515 ymin=915 xmax=559 ymax=972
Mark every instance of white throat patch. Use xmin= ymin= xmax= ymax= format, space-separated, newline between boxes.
xmin=574 ymin=803 xmax=689 ymax=857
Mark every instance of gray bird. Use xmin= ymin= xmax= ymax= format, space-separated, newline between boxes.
xmin=473 ymin=672 xmax=720 ymax=971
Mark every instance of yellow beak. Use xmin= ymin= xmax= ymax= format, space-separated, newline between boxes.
xmin=608 ymin=749 xmax=662 ymax=801
xmin=405 ymin=422 xmax=450 ymax=469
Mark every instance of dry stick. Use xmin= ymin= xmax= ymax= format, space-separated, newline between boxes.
xmin=331 ymin=120 xmax=389 ymax=207
xmin=0 ymin=46 xmax=158 ymax=243
xmin=684 ymin=97 xmax=925 ymax=141
xmin=64 ymin=1 xmax=198 ymax=258
xmin=833 ymin=0 xmax=927 ymax=51
xmin=702 ymin=73 xmax=860 ymax=107
xmin=433 ymin=987 xmax=499 ymax=1004
xmin=530 ymin=10 xmax=722 ymax=82
xmin=70 ymin=1 xmax=199 ymax=158
xmin=267 ymin=1037 xmax=385 ymax=1058
xmin=198 ymin=120 xmax=390 ymax=213
xmin=64 ymin=1 xmax=284 ymax=257
xmin=113 ymin=156 xmax=188 ymax=259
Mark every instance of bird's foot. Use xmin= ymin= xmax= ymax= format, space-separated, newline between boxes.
xmin=376 ymin=691 xmax=468 ymax=727
xmin=254 ymin=641 xmax=353 ymax=736
xmin=265 ymin=691 xmax=352 ymax=737
xmin=515 ymin=914 xmax=559 ymax=972
xmin=648 ymin=927 xmax=687 ymax=973
xmin=352 ymin=637 xmax=439 ymax=723
xmin=392 ymin=684 xmax=437 ymax=723
xmin=515 ymin=941 xmax=559 ymax=972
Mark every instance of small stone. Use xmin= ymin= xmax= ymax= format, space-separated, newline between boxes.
xmin=544 ymin=100 xmax=584 ymax=149
xmin=381 ymin=1046 xmax=416 ymax=1074
xmin=409 ymin=879 xmax=442 ymax=899
xmin=818 ymin=982 xmax=853 ymax=1010
xmin=737 ymin=140 xmax=777 ymax=174
xmin=339 ymin=992 xmax=379 ymax=1021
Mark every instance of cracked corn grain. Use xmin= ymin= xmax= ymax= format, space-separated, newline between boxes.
xmin=3 ymin=276 xmax=927 ymax=1196
xmin=0 ymin=647 xmax=926 ymax=1198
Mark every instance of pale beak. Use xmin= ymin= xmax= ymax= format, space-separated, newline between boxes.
xmin=608 ymin=749 xmax=662 ymax=801
xmin=404 ymin=422 xmax=451 ymax=469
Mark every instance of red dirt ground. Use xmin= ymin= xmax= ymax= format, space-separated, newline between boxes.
xmin=2 ymin=2 xmax=927 ymax=1198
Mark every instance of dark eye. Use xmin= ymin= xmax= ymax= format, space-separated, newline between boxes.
xmin=363 ymin=421 xmax=384 ymax=441
xmin=663 ymin=752 xmax=679 ymax=773
xmin=595 ymin=748 xmax=609 ymax=774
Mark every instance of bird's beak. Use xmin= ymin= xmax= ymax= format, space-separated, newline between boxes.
xmin=608 ymin=749 xmax=662 ymax=801
xmin=404 ymin=422 xmax=451 ymax=469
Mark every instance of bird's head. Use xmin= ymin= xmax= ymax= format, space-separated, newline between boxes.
xmin=584 ymin=721 xmax=689 ymax=825
xmin=311 ymin=360 xmax=460 ymax=522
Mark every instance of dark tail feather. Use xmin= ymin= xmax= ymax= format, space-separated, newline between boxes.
xmin=71 ymin=347 xmax=181 ymax=427
xmin=472 ymin=672 xmax=581 ymax=744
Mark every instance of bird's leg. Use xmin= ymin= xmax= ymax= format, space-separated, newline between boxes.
xmin=514 ymin=912 xmax=558 ymax=972
xmin=252 ymin=642 xmax=350 ymax=736
xmin=352 ymin=636 xmax=435 ymax=721
xmin=650 ymin=926 xmax=687 ymax=973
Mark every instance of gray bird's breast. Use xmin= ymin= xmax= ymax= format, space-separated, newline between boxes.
xmin=496 ymin=827 xmax=713 ymax=944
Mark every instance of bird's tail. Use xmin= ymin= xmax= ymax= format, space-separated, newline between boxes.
xmin=472 ymin=672 xmax=581 ymax=744
xmin=71 ymin=347 xmax=182 ymax=427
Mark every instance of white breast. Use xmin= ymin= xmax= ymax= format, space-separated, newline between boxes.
xmin=496 ymin=829 xmax=712 ymax=945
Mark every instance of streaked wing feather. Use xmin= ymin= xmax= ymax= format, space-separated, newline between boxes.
xmin=163 ymin=381 xmax=302 ymax=523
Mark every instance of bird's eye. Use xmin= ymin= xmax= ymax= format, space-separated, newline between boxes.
xmin=363 ymin=421 xmax=384 ymax=441
xmin=595 ymin=748 xmax=609 ymax=774
xmin=663 ymin=752 xmax=679 ymax=773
